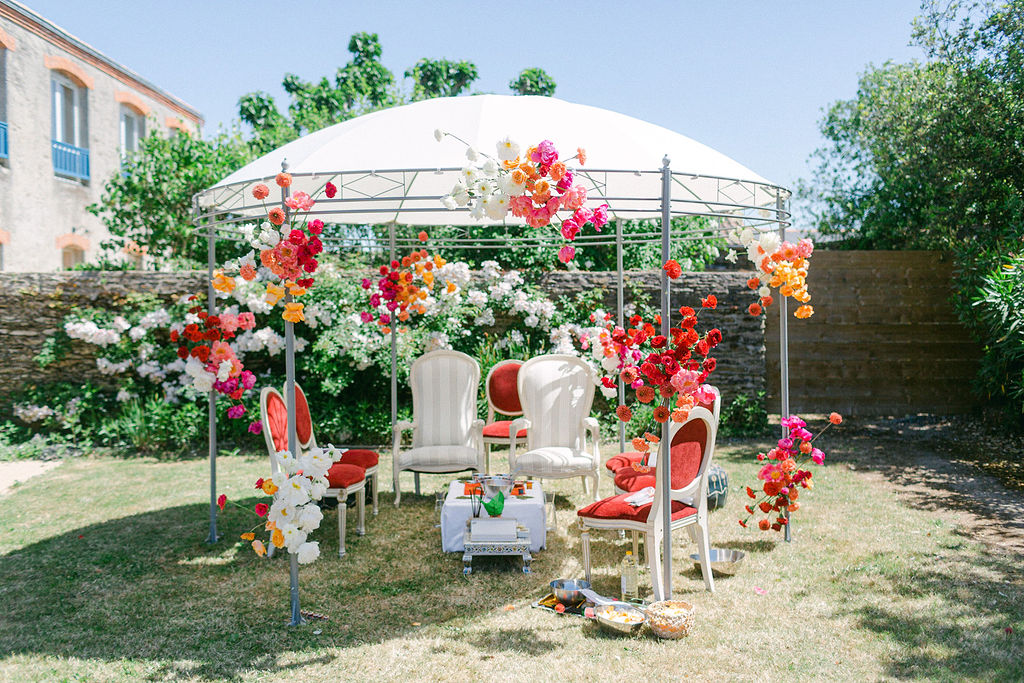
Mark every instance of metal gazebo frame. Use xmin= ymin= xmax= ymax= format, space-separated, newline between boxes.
xmin=193 ymin=157 xmax=792 ymax=620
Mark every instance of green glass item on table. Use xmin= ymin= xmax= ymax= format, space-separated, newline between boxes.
xmin=482 ymin=491 xmax=505 ymax=517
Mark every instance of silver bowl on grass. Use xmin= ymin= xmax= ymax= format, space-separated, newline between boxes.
xmin=690 ymin=548 xmax=745 ymax=575
xmin=593 ymin=602 xmax=646 ymax=636
xmin=550 ymin=578 xmax=590 ymax=604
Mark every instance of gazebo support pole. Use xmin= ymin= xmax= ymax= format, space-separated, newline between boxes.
xmin=388 ymin=223 xmax=403 ymax=494
xmin=205 ymin=216 xmax=219 ymax=545
xmin=280 ymin=161 xmax=306 ymax=626
xmin=616 ymin=219 xmax=626 ymax=455
xmin=659 ymin=156 xmax=673 ymax=599
xmin=776 ymin=190 xmax=792 ymax=543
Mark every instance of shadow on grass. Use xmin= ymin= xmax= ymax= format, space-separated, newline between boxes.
xmin=0 ymin=493 xmax=552 ymax=680
xmin=836 ymin=547 xmax=1024 ymax=679
xmin=468 ymin=627 xmax=561 ymax=655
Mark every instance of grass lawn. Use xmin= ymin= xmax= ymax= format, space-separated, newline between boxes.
xmin=0 ymin=439 xmax=1021 ymax=682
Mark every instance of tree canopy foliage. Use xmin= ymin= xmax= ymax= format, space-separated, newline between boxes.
xmin=803 ymin=0 xmax=1024 ymax=256
xmin=509 ymin=68 xmax=557 ymax=96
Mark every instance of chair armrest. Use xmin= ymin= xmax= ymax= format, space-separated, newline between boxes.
xmin=583 ymin=417 xmax=601 ymax=463
xmin=508 ymin=417 xmax=531 ymax=469
xmin=392 ymin=420 xmax=415 ymax=449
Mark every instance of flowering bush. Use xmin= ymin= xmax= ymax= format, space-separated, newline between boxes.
xmin=438 ymin=133 xmax=609 ymax=264
xmin=740 ymin=412 xmax=842 ymax=531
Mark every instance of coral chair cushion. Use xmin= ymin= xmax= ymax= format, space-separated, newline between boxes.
xmin=488 ymin=362 xmax=523 ymax=415
xmin=613 ymin=440 xmax=703 ymax=492
xmin=265 ymin=391 xmax=289 ymax=453
xmin=293 ymin=385 xmax=313 ymax=446
xmin=326 ymin=463 xmax=365 ymax=489
xmin=482 ymin=420 xmax=528 ymax=439
xmin=577 ymin=492 xmax=697 ymax=523
xmin=339 ymin=449 xmax=379 ymax=469
xmin=605 ymin=451 xmax=645 ymax=472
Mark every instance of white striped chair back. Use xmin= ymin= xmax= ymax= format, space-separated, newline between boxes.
xmin=410 ymin=350 xmax=480 ymax=449
xmin=518 ymin=354 xmax=595 ymax=451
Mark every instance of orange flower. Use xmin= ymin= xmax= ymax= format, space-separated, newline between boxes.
xmin=252 ymin=183 xmax=270 ymax=200
xmin=670 ymin=409 xmax=689 ymax=422
xmin=644 ymin=432 xmax=660 ymax=444
xmin=282 ymin=302 xmax=305 ymax=323
xmin=631 ymin=437 xmax=649 ymax=452
xmin=502 ymin=157 xmax=520 ymax=170
xmin=794 ymin=305 xmax=814 ymax=319
xmin=616 ymin=405 xmax=632 ymax=422
xmin=240 ymin=532 xmax=255 ymax=541
xmin=829 ymin=412 xmax=843 ymax=425
xmin=635 ymin=386 xmax=656 ymax=403
xmin=759 ymin=501 xmax=772 ymax=513
xmin=268 ymin=207 xmax=286 ymax=226
xmin=758 ymin=519 xmax=770 ymax=531
xmin=211 ymin=271 xmax=235 ymax=293
xmin=239 ymin=263 xmax=257 ymax=281
xmin=252 ymin=539 xmax=267 ymax=557
xmin=275 ymin=172 xmax=292 ymax=188
xmin=747 ymin=277 xmax=760 ymax=290
xmin=787 ymin=503 xmax=800 ymax=512
xmin=761 ymin=295 xmax=774 ymax=308
xmin=577 ymin=147 xmax=587 ymax=165
xmin=549 ymin=162 xmax=567 ymax=181
xmin=748 ymin=303 xmax=763 ymax=316
xmin=271 ymin=528 xmax=285 ymax=548
xmin=264 ymin=283 xmax=285 ymax=306
xmin=799 ymin=440 xmax=812 ymax=454
xmin=261 ymin=479 xmax=278 ymax=495
xmin=510 ymin=168 xmax=527 ymax=186
xmin=446 ymin=281 xmax=456 ymax=294
xmin=286 ymin=281 xmax=306 ymax=296
xmin=653 ymin=406 xmax=670 ymax=423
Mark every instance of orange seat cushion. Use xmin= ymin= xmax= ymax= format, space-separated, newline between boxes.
xmin=482 ymin=420 xmax=527 ymax=439
xmin=339 ymin=449 xmax=379 ymax=469
xmin=293 ymin=385 xmax=313 ymax=445
xmin=326 ymin=462 xmax=365 ymax=489
xmin=265 ymin=391 xmax=289 ymax=452
xmin=605 ymin=451 xmax=645 ymax=472
xmin=613 ymin=467 xmax=656 ymax=492
xmin=577 ymin=492 xmax=697 ymax=524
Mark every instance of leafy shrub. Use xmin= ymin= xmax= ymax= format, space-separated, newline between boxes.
xmin=719 ymin=392 xmax=770 ymax=438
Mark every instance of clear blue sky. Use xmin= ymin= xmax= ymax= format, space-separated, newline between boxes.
xmin=28 ymin=0 xmax=924 ymax=221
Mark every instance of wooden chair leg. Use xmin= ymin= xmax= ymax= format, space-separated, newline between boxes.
xmin=647 ymin=531 xmax=663 ymax=601
xmin=485 ymin=443 xmax=491 ymax=474
xmin=695 ymin=521 xmax=715 ymax=593
xmin=590 ymin=473 xmax=600 ymax=501
xmin=338 ymin=496 xmax=347 ymax=557
xmin=356 ymin=487 xmax=366 ymax=536
xmin=581 ymin=476 xmax=589 ymax=495
xmin=581 ymin=529 xmax=592 ymax=584
xmin=632 ymin=530 xmax=640 ymax=560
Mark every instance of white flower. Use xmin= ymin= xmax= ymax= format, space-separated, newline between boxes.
xmin=268 ymin=499 xmax=298 ymax=528
xmin=433 ymin=128 xmax=444 ymax=142
xmin=601 ymin=355 xmax=620 ymax=373
xmin=484 ymin=193 xmax=509 ymax=220
xmin=13 ymin=404 xmax=54 ymax=423
xmin=474 ymin=308 xmax=495 ymax=327
xmin=725 ymin=249 xmax=738 ymax=263
xmin=481 ymin=158 xmax=499 ymax=177
xmin=282 ymin=524 xmax=307 ymax=553
xmin=309 ymin=477 xmax=328 ymax=501
xmin=442 ymin=194 xmax=458 ymax=210
xmin=600 ymin=385 xmax=617 ymax=399
xmin=524 ymin=314 xmax=540 ymax=328
xmin=129 ymin=326 xmax=147 ymax=342
xmin=280 ymin=474 xmax=312 ymax=507
xmin=116 ymin=389 xmax=134 ymax=403
xmin=112 ymin=316 xmax=132 ymax=333
xmin=275 ymin=449 xmax=300 ymax=475
xmin=96 ymin=358 xmax=131 ymax=375
xmin=466 ymin=290 xmax=487 ymax=307
xmin=301 ymin=447 xmax=333 ymax=479
xmin=468 ymin=201 xmax=485 ymax=220
xmin=192 ymin=372 xmax=214 ymax=393
xmin=758 ymin=285 xmax=771 ymax=297
xmin=138 ymin=308 xmax=171 ymax=329
xmin=460 ymin=167 xmax=478 ymax=186
xmin=466 ymin=146 xmax=479 ymax=162
xmin=217 ymin=361 xmax=232 ymax=382
xmin=296 ymin=540 xmax=320 ymax=564
xmin=738 ymin=227 xmax=755 ymax=246
xmin=499 ymin=173 xmax=526 ymax=197
xmin=509 ymin=330 xmax=524 ymax=345
xmin=758 ymin=232 xmax=781 ymax=255
xmin=451 ymin=181 xmax=470 ymax=207
xmin=496 ymin=136 xmax=520 ymax=161
xmin=297 ymin=504 xmax=324 ymax=533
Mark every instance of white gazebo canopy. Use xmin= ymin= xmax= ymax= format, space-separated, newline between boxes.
xmin=197 ymin=95 xmax=787 ymax=227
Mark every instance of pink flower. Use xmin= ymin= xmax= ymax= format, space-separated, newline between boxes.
xmin=218 ymin=313 xmax=239 ymax=334
xmin=227 ymin=404 xmax=246 ymax=419
xmin=361 ymin=278 xmax=372 ymax=289
xmin=557 ymin=245 xmax=575 ymax=263
xmin=255 ymin=502 xmax=269 ymax=517
xmin=592 ymin=204 xmax=609 ymax=228
xmin=556 ymin=170 xmax=574 ymax=192
xmin=236 ymin=312 xmax=256 ymax=330
xmin=797 ymin=238 xmax=814 ymax=259
xmin=379 ymin=313 xmax=391 ymax=325
xmin=573 ymin=207 xmax=594 ymax=226
xmin=285 ymin=191 xmax=315 ymax=212
xmin=562 ymin=184 xmax=587 ymax=211
xmin=560 ymin=220 xmax=581 ymax=241
xmin=240 ymin=370 xmax=256 ymax=390
xmin=810 ymin=448 xmax=824 ymax=465
xmin=531 ymin=139 xmax=558 ymax=166
xmin=669 ymin=368 xmax=700 ymax=395
xmin=210 ymin=341 xmax=236 ymax=364
xmin=248 ymin=420 xmax=263 ymax=434
xmin=360 ymin=311 xmax=373 ymax=323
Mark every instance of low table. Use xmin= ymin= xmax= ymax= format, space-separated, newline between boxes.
xmin=440 ymin=479 xmax=546 ymax=553
xmin=462 ymin=520 xmax=532 ymax=574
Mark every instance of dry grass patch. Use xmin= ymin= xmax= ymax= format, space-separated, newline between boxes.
xmin=0 ymin=440 xmax=1021 ymax=681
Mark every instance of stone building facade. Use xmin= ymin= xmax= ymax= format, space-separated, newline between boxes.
xmin=0 ymin=0 xmax=203 ymax=272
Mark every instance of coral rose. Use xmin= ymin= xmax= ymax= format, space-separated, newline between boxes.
xmin=252 ymin=183 xmax=269 ymax=200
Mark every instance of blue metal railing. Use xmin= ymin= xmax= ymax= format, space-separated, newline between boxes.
xmin=52 ymin=140 xmax=90 ymax=180
xmin=0 ymin=122 xmax=8 ymax=160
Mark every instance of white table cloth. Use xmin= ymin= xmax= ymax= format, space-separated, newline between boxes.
xmin=440 ymin=480 xmax=546 ymax=552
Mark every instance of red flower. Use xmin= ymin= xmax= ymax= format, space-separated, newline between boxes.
xmin=747 ymin=277 xmax=760 ymax=290
xmin=829 ymin=412 xmax=843 ymax=425
xmin=176 ymin=346 xmax=188 ymax=359
xmin=708 ymin=329 xmax=722 ymax=346
xmin=678 ymin=306 xmax=695 ymax=317
xmin=701 ymin=295 xmax=717 ymax=309
xmin=268 ymin=207 xmax=286 ymax=226
xmin=653 ymin=406 xmax=670 ymax=423
xmin=324 ymin=181 xmax=337 ymax=198
xmin=636 ymin=386 xmax=656 ymax=403
xmin=308 ymin=219 xmax=324 ymax=235
xmin=761 ymin=295 xmax=774 ymax=308
xmin=169 ymin=329 xmax=179 ymax=342
xmin=703 ymin=357 xmax=716 ymax=372
xmin=255 ymin=502 xmax=269 ymax=517
xmin=738 ymin=520 xmax=747 ymax=528
xmin=217 ymin=494 xmax=227 ymax=511
xmin=758 ymin=519 xmax=770 ymax=530
xmin=615 ymin=405 xmax=632 ymax=422
xmin=759 ymin=501 xmax=772 ymax=513
xmin=297 ymin=278 xmax=314 ymax=288
xmin=663 ymin=259 xmax=682 ymax=279
xmin=748 ymin=303 xmax=763 ymax=316
xmin=418 ymin=231 xmax=429 ymax=243
xmin=746 ymin=486 xmax=756 ymax=499
xmin=254 ymin=478 xmax=264 ymax=490
xmin=205 ymin=315 xmax=220 ymax=329
xmin=696 ymin=339 xmax=710 ymax=356
xmin=650 ymin=335 xmax=666 ymax=348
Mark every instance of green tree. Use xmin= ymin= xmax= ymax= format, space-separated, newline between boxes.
xmin=509 ymin=68 xmax=557 ymax=96
xmin=405 ymin=58 xmax=479 ymax=99
xmin=88 ymin=127 xmax=253 ymax=266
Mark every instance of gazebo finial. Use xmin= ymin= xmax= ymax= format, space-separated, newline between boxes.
xmin=281 ymin=158 xmax=289 ymax=172
xmin=662 ymin=154 xmax=671 ymax=169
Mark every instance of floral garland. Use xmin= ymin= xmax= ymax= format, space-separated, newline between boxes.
xmin=593 ymin=265 xmax=722 ymax=456
xmin=167 ymin=294 xmax=261 ymax=431
xmin=727 ymin=228 xmax=815 ymax=320
xmin=437 ymin=133 xmax=609 ymax=264
xmin=740 ymin=413 xmax=842 ymax=531
xmin=215 ymin=173 xmax=338 ymax=326
xmin=360 ymin=233 xmax=446 ymax=332
xmin=220 ymin=445 xmax=343 ymax=565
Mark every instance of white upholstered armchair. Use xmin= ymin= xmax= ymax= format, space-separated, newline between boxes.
xmin=392 ymin=350 xmax=485 ymax=507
